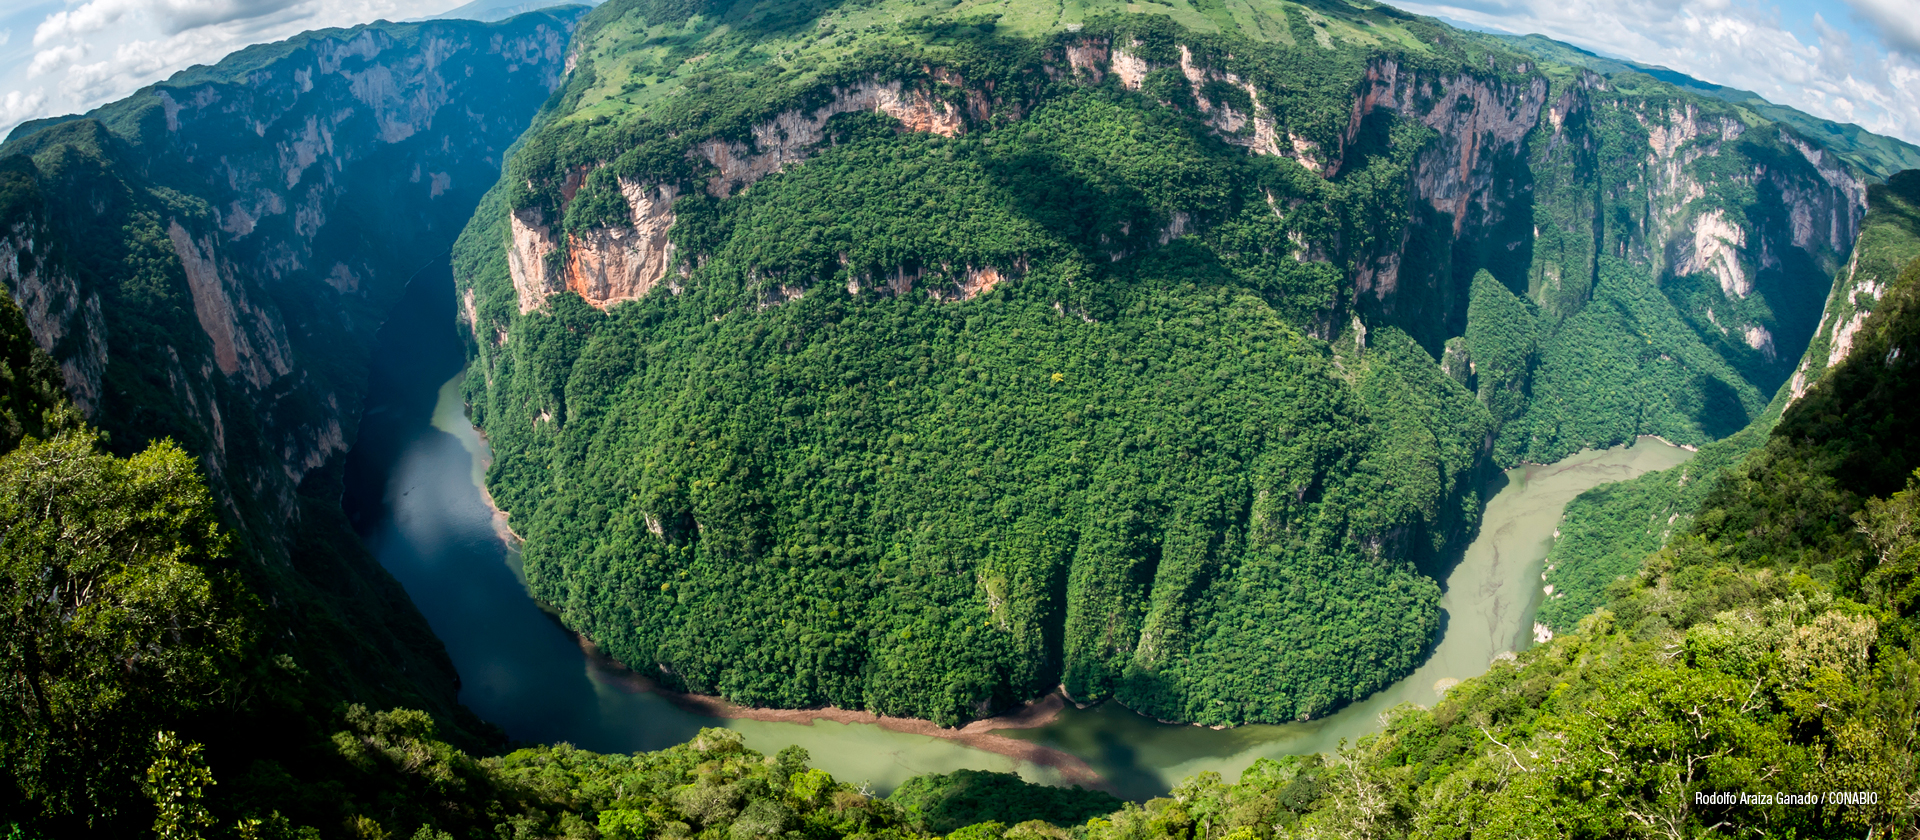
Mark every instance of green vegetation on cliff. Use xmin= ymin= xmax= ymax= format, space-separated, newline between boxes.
xmin=3 ymin=0 xmax=1917 ymax=831
xmin=1539 ymin=169 xmax=1920 ymax=631
xmin=464 ymin=18 xmax=1513 ymax=724
xmin=459 ymin=0 xmax=1873 ymax=727
xmin=1276 ymin=209 xmax=1920 ymax=837
xmin=890 ymin=770 xmax=1121 ymax=833
xmin=0 ymin=10 xmax=585 ymax=758
xmin=1006 ymin=170 xmax=1920 ymax=839
xmin=0 ymin=282 xmax=1097 ymax=840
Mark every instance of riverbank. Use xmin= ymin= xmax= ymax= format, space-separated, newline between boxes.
xmin=442 ymin=381 xmax=1107 ymax=788
xmin=395 ymin=331 xmax=1690 ymax=797
xmin=572 ymin=635 xmax=1112 ymax=790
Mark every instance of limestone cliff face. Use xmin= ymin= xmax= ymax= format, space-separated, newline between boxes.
xmin=1635 ymin=106 xmax=1864 ymax=288
xmin=1341 ymin=59 xmax=1547 ymax=317
xmin=1629 ymin=103 xmax=1862 ymax=378
xmin=0 ymin=214 xmax=106 ymax=414
xmin=698 ymin=79 xmax=968 ymax=199
xmin=510 ymin=181 xmax=679 ymax=312
xmin=508 ymin=75 xmax=997 ymax=312
xmin=1046 ymin=43 xmax=1544 ymax=343
xmin=1786 ymin=172 xmax=1917 ymax=401
xmin=0 ymin=10 xmax=579 ymax=724
xmin=497 ymin=27 xmax=1866 ymax=415
xmin=0 ymin=12 xmax=576 ymax=523
xmin=164 ymin=221 xmax=295 ymax=390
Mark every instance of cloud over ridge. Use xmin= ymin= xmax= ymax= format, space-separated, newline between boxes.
xmin=1394 ymin=0 xmax=1920 ymax=146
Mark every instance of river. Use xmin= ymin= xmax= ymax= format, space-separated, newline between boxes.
xmin=341 ymin=264 xmax=1693 ymax=801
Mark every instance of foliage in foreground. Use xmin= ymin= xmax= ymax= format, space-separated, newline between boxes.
xmin=891 ymin=770 xmax=1121 ymax=834
xmin=1100 ymin=189 xmax=1920 ymax=839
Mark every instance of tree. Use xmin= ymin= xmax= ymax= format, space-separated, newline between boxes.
xmin=0 ymin=431 xmax=251 ymax=832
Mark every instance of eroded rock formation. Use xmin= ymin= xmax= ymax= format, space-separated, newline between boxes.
xmin=2 ymin=12 xmax=575 ymax=523
xmin=0 ymin=217 xmax=106 ymax=414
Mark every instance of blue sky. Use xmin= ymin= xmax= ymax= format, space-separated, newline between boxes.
xmin=0 ymin=0 xmax=1916 ymax=145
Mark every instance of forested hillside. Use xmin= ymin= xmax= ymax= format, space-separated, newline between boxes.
xmin=2 ymin=0 xmax=1917 ymax=833
xmin=0 ymin=256 xmax=1110 ymax=840
xmin=1096 ymin=172 xmax=1920 ymax=838
xmin=455 ymin=0 xmax=1872 ymax=725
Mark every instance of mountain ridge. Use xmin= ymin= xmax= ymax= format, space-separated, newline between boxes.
xmin=0 ymin=0 xmax=1917 ymax=835
xmin=1475 ymin=31 xmax=1920 ymax=183
xmin=0 ymin=9 xmax=585 ymax=753
xmin=451 ymin=0 xmax=1872 ymax=727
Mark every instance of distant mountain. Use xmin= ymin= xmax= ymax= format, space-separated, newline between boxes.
xmin=1484 ymin=32 xmax=1920 ymax=182
xmin=431 ymin=0 xmax=602 ymax=22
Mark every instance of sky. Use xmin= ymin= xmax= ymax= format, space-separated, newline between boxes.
xmin=0 ymin=0 xmax=459 ymax=139
xmin=0 ymin=0 xmax=1916 ymax=144
xmin=1390 ymin=0 xmax=1920 ymax=146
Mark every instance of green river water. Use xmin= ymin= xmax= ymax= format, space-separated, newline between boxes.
xmin=344 ymin=266 xmax=1693 ymax=800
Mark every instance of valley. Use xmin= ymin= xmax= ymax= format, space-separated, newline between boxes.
xmin=459 ymin=0 xmax=1864 ymax=730
xmin=344 ymin=254 xmax=1692 ymax=799
xmin=0 ymin=0 xmax=1916 ymax=836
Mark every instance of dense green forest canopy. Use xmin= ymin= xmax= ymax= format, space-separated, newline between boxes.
xmin=0 ymin=285 xmax=1117 ymax=840
xmin=467 ymin=69 xmax=1493 ymax=726
xmin=457 ymin=0 xmax=1869 ymax=728
xmin=1175 ymin=193 xmax=1920 ymax=839
xmin=890 ymin=770 xmax=1122 ymax=833
xmin=5 ymin=0 xmax=1916 ymax=834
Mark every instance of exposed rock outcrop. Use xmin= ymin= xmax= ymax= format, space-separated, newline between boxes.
xmin=1786 ymin=172 xmax=1909 ymax=403
xmin=508 ymin=209 xmax=560 ymax=314
xmin=510 ymin=74 xmax=998 ymax=312
xmin=1347 ymin=58 xmax=1548 ymax=233
xmin=1674 ymin=208 xmax=1752 ymax=299
xmin=512 ymin=181 xmax=680 ymax=312
xmin=0 ymin=218 xmax=107 ymax=414
xmin=140 ymin=18 xmax=570 ymax=509
xmin=165 ymin=220 xmax=294 ymax=389
xmin=841 ymin=262 xmax=1019 ymax=303
xmin=4 ymin=12 xmax=575 ymax=528
xmin=697 ymin=79 xmax=968 ymax=200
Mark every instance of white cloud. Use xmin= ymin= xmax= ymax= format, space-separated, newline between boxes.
xmin=153 ymin=0 xmax=309 ymax=34
xmin=1 ymin=29 xmax=12 ymax=48
xmin=1844 ymin=0 xmax=1920 ymax=56
xmin=35 ymin=0 xmax=309 ymax=46
xmin=0 ymin=89 xmax=47 ymax=129
xmin=1387 ymin=0 xmax=1920 ymax=145
xmin=34 ymin=0 xmax=136 ymax=46
xmin=27 ymin=44 xmax=87 ymax=78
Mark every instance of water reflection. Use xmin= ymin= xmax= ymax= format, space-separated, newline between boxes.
xmin=342 ymin=261 xmax=1693 ymax=802
xmin=342 ymin=262 xmax=1056 ymax=792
